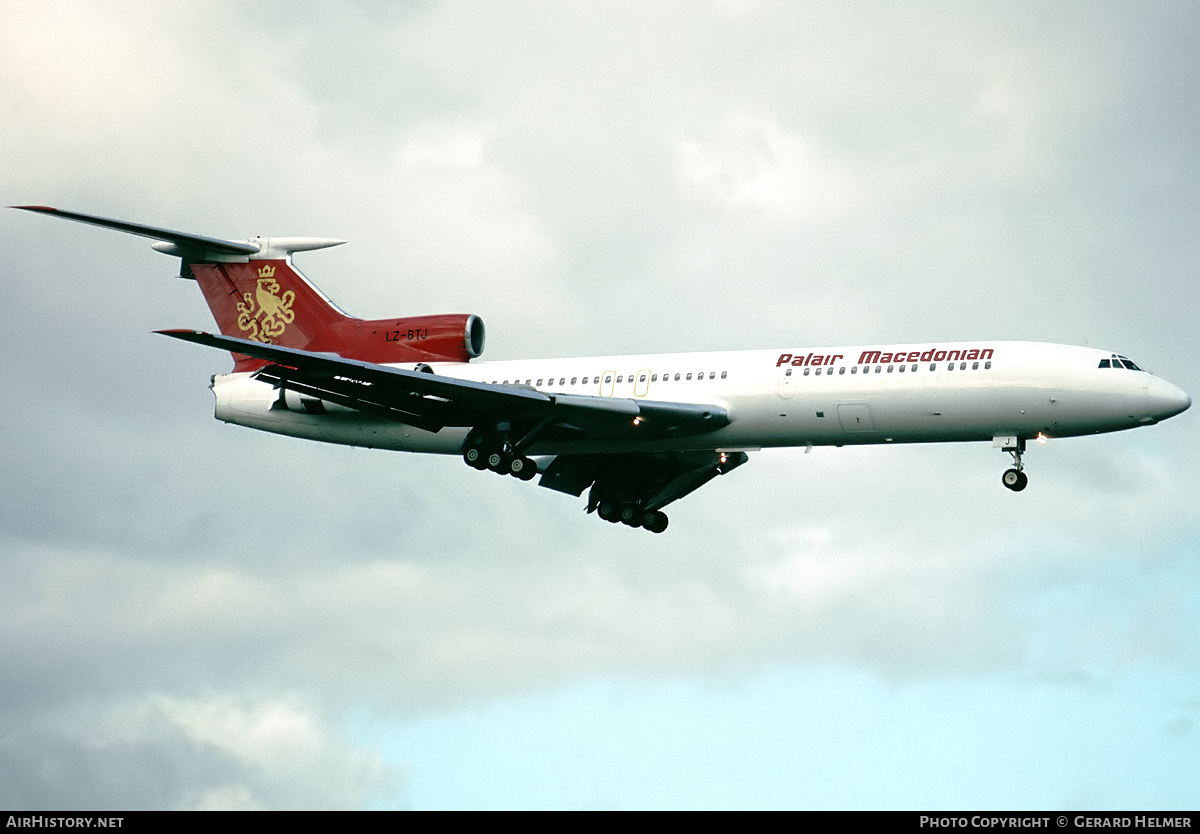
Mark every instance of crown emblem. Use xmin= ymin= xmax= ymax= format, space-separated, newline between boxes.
xmin=236 ymin=264 xmax=295 ymax=343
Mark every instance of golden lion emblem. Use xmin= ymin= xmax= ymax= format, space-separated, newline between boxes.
xmin=236 ymin=264 xmax=295 ymax=343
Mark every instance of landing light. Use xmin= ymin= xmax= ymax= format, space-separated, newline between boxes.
xmin=1036 ymin=432 xmax=1048 ymax=445
xmin=633 ymin=417 xmax=642 ymax=426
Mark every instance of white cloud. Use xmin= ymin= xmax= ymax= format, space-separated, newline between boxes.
xmin=0 ymin=695 xmax=398 ymax=810
xmin=679 ymin=114 xmax=861 ymax=222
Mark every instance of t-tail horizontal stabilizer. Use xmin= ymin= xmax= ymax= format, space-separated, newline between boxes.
xmin=10 ymin=205 xmax=345 ymax=261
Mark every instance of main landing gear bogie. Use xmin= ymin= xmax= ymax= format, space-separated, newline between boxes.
xmin=595 ymin=498 xmax=669 ymax=533
xmin=463 ymin=445 xmax=538 ymax=481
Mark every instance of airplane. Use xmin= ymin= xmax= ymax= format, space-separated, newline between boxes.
xmin=15 ymin=205 xmax=1191 ymax=533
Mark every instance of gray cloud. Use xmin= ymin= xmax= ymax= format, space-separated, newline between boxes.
xmin=2 ymin=0 xmax=1198 ymax=809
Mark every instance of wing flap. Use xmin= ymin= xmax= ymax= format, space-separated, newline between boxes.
xmin=539 ymin=450 xmax=749 ymax=510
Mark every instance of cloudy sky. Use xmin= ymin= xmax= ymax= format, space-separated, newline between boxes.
xmin=2 ymin=0 xmax=1198 ymax=810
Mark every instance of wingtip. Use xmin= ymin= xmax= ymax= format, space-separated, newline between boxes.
xmin=155 ymin=328 xmax=209 ymax=338
xmin=10 ymin=205 xmax=57 ymax=212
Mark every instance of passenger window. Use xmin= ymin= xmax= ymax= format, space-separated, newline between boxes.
xmin=721 ymin=371 xmax=727 ymax=379
xmin=815 ymin=368 xmax=822 ymax=375
xmin=838 ymin=367 xmax=845 ymax=375
xmin=959 ymin=362 xmax=966 ymax=370
xmin=929 ymin=364 xmax=936 ymax=371
xmin=785 ymin=368 xmax=793 ymax=377
xmin=851 ymin=366 xmax=857 ymax=374
xmin=898 ymin=365 xmax=905 ymax=373
xmin=571 ymin=377 xmax=577 ymax=385
xmin=536 ymin=379 xmax=543 ymax=386
xmin=686 ymin=373 xmax=692 ymax=380
xmin=651 ymin=374 xmax=658 ymax=382
xmin=674 ymin=373 xmax=681 ymax=381
xmin=887 ymin=365 xmax=893 ymax=373
xmin=875 ymin=366 xmax=881 ymax=373
xmin=911 ymin=364 xmax=917 ymax=372
xmin=972 ymin=362 xmax=978 ymax=370
xmin=984 ymin=361 xmax=991 ymax=369
xmin=604 ymin=374 xmax=613 ymax=383
xmin=803 ymin=368 xmax=810 ymax=376
xmin=709 ymin=372 xmax=715 ymax=380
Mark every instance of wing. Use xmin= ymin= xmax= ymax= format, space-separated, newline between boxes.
xmin=158 ymin=330 xmax=746 ymax=532
xmin=158 ymin=329 xmax=729 ymax=439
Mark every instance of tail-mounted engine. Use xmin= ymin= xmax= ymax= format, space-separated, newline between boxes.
xmin=313 ymin=313 xmax=485 ymax=364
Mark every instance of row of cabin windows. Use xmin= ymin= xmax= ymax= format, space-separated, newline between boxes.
xmin=784 ymin=360 xmax=992 ymax=377
xmin=490 ymin=370 xmax=730 ymax=387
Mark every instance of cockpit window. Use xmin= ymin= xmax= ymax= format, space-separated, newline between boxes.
xmin=1099 ymin=354 xmax=1144 ymax=371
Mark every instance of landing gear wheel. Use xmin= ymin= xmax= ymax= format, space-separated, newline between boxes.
xmin=486 ymin=450 xmax=509 ymax=473
xmin=642 ymin=511 xmax=669 ymax=534
xmin=597 ymin=500 xmax=620 ymax=523
xmin=1002 ymin=468 xmax=1028 ymax=492
xmin=619 ymin=504 xmax=642 ymax=527
xmin=463 ymin=447 xmax=488 ymax=470
xmin=509 ymin=456 xmax=537 ymax=480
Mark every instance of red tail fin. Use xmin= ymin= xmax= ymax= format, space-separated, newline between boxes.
xmin=13 ymin=206 xmax=487 ymax=369
xmin=189 ymin=259 xmax=485 ymax=371
xmin=190 ymin=260 xmax=348 ymax=371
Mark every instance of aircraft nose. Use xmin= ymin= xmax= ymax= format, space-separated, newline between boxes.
xmin=1145 ymin=377 xmax=1191 ymax=422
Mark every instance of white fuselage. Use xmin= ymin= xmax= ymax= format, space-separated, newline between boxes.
xmin=210 ymin=340 xmax=1191 ymax=455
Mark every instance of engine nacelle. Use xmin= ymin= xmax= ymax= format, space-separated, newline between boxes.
xmin=312 ymin=313 xmax=485 ymax=364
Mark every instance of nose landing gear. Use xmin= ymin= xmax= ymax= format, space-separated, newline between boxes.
xmin=998 ymin=436 xmax=1028 ymax=492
